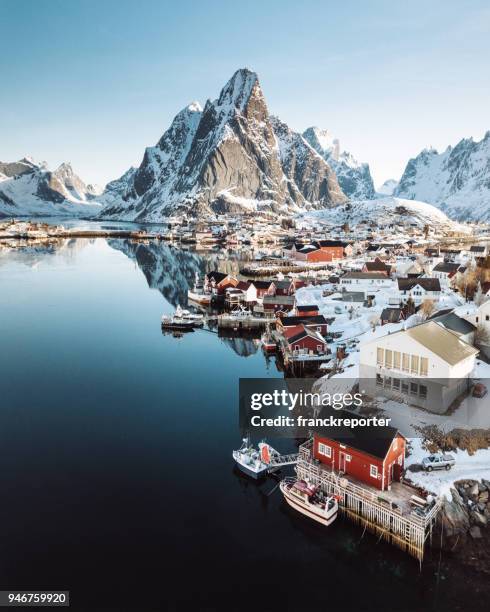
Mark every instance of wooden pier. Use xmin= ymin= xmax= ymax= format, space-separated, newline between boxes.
xmin=217 ymin=313 xmax=274 ymax=330
xmin=296 ymin=440 xmax=440 ymax=562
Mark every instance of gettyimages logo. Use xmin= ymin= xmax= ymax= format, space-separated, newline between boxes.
xmin=239 ymin=378 xmax=392 ymax=438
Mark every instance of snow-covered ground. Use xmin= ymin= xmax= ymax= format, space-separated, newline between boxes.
xmin=296 ymin=196 xmax=472 ymax=233
xmin=405 ymin=438 xmax=490 ymax=499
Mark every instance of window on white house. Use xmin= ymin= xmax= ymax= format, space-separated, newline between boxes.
xmin=402 ymin=353 xmax=410 ymax=372
xmin=318 ymin=443 xmax=332 ymax=458
xmin=385 ymin=349 xmax=393 ymax=368
xmin=370 ymin=465 xmax=378 ymax=478
xmin=377 ymin=348 xmax=384 ymax=366
xmin=420 ymin=357 xmax=428 ymax=376
xmin=411 ymin=355 xmax=419 ymax=374
xmin=393 ymin=351 xmax=401 ymax=369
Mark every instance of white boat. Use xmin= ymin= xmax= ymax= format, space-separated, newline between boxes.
xmin=175 ymin=305 xmax=204 ymax=325
xmin=161 ymin=314 xmax=195 ymax=331
xmin=279 ymin=477 xmax=338 ymax=526
xmin=187 ymin=273 xmax=212 ymax=305
xmin=232 ymin=437 xmax=281 ymax=479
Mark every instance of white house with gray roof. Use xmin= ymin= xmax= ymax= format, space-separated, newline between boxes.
xmin=360 ymin=321 xmax=478 ymax=413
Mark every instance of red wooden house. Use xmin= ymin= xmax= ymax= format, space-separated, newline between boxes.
xmin=204 ymin=271 xmax=239 ymax=295
xmin=277 ymin=314 xmax=328 ymax=336
xmin=285 ymin=324 xmax=329 ymax=355
xmin=312 ymin=417 xmax=405 ymax=491
xmin=295 ymin=304 xmax=319 ymax=317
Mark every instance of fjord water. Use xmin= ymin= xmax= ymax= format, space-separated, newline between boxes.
xmin=0 ymin=238 xmax=466 ymax=610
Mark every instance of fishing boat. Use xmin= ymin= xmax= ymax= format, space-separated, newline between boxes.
xmin=161 ymin=314 xmax=195 ymax=331
xmin=232 ymin=437 xmax=282 ymax=479
xmin=175 ymin=305 xmax=204 ymax=326
xmin=279 ymin=477 xmax=338 ymax=526
xmin=187 ymin=274 xmax=212 ymax=305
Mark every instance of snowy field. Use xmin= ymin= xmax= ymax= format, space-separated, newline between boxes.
xmin=406 ymin=438 xmax=490 ymax=499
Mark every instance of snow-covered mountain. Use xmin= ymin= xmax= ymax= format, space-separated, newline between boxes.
xmin=394 ymin=132 xmax=490 ymax=221
xmin=377 ymin=179 xmax=398 ymax=196
xmin=302 ymin=127 xmax=375 ymax=200
xmin=0 ymin=157 xmax=101 ymax=218
xmin=98 ymin=68 xmax=347 ymax=221
xmin=298 ymin=196 xmax=470 ymax=233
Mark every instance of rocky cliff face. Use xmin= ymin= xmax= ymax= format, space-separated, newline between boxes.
xmin=394 ymin=131 xmax=490 ymax=221
xmin=302 ymin=127 xmax=375 ymax=200
xmin=98 ymin=69 xmax=347 ymax=221
xmin=0 ymin=157 xmax=101 ymax=217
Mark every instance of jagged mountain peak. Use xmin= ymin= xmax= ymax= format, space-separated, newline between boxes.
xmin=303 ymin=126 xmax=375 ymax=200
xmin=215 ymin=68 xmax=259 ymax=112
xmin=303 ymin=126 xmax=340 ymax=160
xmin=0 ymin=157 xmax=101 ymax=217
xmin=395 ymin=130 xmax=490 ymax=220
xmin=98 ymin=68 xmax=347 ymax=221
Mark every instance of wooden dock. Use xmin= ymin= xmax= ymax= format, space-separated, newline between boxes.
xmin=296 ymin=440 xmax=440 ymax=562
xmin=217 ymin=313 xmax=274 ymax=330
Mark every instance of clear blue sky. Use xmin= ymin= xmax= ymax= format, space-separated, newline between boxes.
xmin=1 ymin=0 xmax=489 ymax=188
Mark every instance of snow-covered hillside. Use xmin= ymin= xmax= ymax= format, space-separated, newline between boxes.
xmin=377 ymin=179 xmax=398 ymax=196
xmin=0 ymin=157 xmax=101 ymax=218
xmin=303 ymin=127 xmax=375 ymax=200
xmin=394 ymin=131 xmax=490 ymax=221
xmin=298 ymin=196 xmax=471 ymax=232
xmin=98 ymin=68 xmax=347 ymax=221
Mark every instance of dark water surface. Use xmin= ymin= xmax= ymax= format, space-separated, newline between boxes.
xmin=0 ymin=238 xmax=480 ymax=611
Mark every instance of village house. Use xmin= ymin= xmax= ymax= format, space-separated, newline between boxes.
xmin=284 ymin=324 xmax=329 ymax=357
xmin=295 ymin=304 xmax=320 ymax=317
xmin=204 ymin=271 xmax=239 ymax=295
xmin=262 ymin=294 xmax=295 ymax=313
xmin=428 ymin=309 xmax=476 ymax=345
xmin=394 ymin=258 xmax=424 ymax=277
xmin=432 ymin=262 xmax=460 ymax=286
xmin=268 ymin=279 xmax=296 ymax=296
xmin=360 ymin=320 xmax=478 ymax=413
xmin=394 ymin=277 xmax=441 ymax=305
xmin=312 ymin=414 xmax=406 ymax=491
xmin=340 ymin=271 xmax=393 ymax=290
xmin=313 ymin=239 xmax=351 ymax=258
xmin=362 ymin=258 xmax=392 ymax=276
xmin=277 ymin=314 xmax=329 ymax=336
xmin=380 ymin=307 xmax=405 ymax=325
xmin=332 ymin=291 xmax=367 ymax=312
xmin=469 ymin=245 xmax=487 ymax=260
xmin=468 ymin=300 xmax=490 ymax=357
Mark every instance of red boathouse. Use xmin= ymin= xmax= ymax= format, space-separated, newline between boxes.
xmin=312 ymin=417 xmax=406 ymax=491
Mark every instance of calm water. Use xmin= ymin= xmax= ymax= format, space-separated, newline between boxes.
xmin=0 ymin=237 xmax=481 ymax=611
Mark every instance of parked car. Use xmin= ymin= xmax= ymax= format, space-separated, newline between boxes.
xmin=472 ymin=383 xmax=488 ymax=398
xmin=422 ymin=454 xmax=455 ymax=471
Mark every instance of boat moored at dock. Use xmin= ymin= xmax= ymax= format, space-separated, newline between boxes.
xmin=232 ymin=437 xmax=299 ymax=479
xmin=280 ymin=477 xmax=338 ymax=526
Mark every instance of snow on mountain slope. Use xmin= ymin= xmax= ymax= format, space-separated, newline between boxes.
xmin=0 ymin=158 xmax=101 ymax=218
xmin=377 ymin=179 xmax=398 ymax=196
xmin=303 ymin=127 xmax=375 ymax=199
xmin=98 ymin=69 xmax=347 ymax=221
xmin=298 ymin=196 xmax=470 ymax=232
xmin=395 ymin=131 xmax=490 ymax=221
